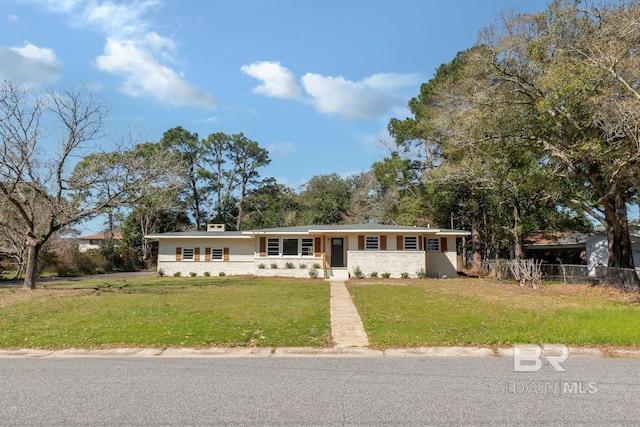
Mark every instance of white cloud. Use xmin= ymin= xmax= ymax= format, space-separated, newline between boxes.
xmin=96 ymin=37 xmax=213 ymax=108
xmin=362 ymin=72 xmax=422 ymax=91
xmin=301 ymin=73 xmax=401 ymax=120
xmin=78 ymin=0 xmax=159 ymax=36
xmin=28 ymin=0 xmax=213 ymax=108
xmin=40 ymin=0 xmax=83 ymax=13
xmin=267 ymin=141 xmax=297 ymax=156
xmin=241 ymin=61 xmax=415 ymax=120
xmin=0 ymin=43 xmax=63 ymax=84
xmin=8 ymin=14 xmax=18 ymax=21
xmin=240 ymin=61 xmax=302 ymax=100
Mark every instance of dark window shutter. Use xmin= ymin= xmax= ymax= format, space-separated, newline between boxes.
xmin=223 ymin=247 xmax=230 ymax=261
xmin=358 ymin=235 xmax=364 ymax=250
xmin=175 ymin=247 xmax=182 ymax=261
xmin=441 ymin=237 xmax=448 ymax=252
xmin=314 ymin=237 xmax=321 ymax=257
xmin=205 ymin=247 xmax=211 ymax=261
xmin=194 ymin=247 xmax=200 ymax=261
xmin=380 ymin=235 xmax=387 ymax=251
xmin=259 ymin=237 xmax=266 ymax=257
xmin=397 ymin=235 xmax=403 ymax=251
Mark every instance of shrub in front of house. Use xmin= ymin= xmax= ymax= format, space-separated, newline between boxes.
xmin=189 ymin=272 xmax=197 ymax=277
xmin=401 ymin=272 xmax=410 ymax=279
xmin=173 ymin=272 xmax=181 ymax=277
xmin=370 ymin=271 xmax=378 ymax=278
xmin=381 ymin=272 xmax=390 ymax=278
xmin=285 ymin=262 xmax=295 ymax=269
xmin=416 ymin=268 xmax=427 ymax=279
xmin=270 ymin=263 xmax=278 ymax=269
xmin=203 ymin=271 xmax=210 ymax=277
xmin=353 ymin=265 xmax=364 ymax=279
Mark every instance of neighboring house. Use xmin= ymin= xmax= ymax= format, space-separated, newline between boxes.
xmin=524 ymin=228 xmax=640 ymax=275
xmin=585 ymin=229 xmax=640 ymax=275
xmin=524 ymin=231 xmax=590 ymax=265
xmin=77 ymin=232 xmax=123 ymax=252
xmin=146 ymin=224 xmax=470 ymax=279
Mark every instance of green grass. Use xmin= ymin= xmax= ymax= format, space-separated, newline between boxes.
xmin=4 ymin=275 xmax=640 ymax=350
xmin=0 ymin=276 xmax=330 ymax=349
xmin=349 ymin=278 xmax=640 ymax=347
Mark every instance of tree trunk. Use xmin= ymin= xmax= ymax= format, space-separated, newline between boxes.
xmin=512 ymin=202 xmax=525 ymax=260
xmin=236 ymin=181 xmax=248 ymax=231
xmin=461 ymin=235 xmax=468 ymax=267
xmin=22 ymin=240 xmax=41 ymax=290
xmin=236 ymin=198 xmax=244 ymax=231
xmin=603 ymin=192 xmax=635 ymax=269
xmin=471 ymin=226 xmax=483 ymax=273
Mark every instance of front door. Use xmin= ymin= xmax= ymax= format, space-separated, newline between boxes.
xmin=331 ymin=238 xmax=344 ymax=267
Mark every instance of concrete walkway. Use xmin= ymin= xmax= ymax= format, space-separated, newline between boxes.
xmin=330 ymin=280 xmax=369 ymax=348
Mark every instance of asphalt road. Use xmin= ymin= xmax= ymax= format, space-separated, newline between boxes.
xmin=1 ymin=356 xmax=639 ymax=426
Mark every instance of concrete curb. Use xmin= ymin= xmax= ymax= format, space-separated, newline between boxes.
xmin=610 ymin=349 xmax=640 ymax=358
xmin=273 ymin=347 xmax=384 ymax=357
xmin=385 ymin=347 xmax=495 ymax=357
xmin=496 ymin=345 xmax=605 ymax=358
xmin=1 ymin=346 xmax=638 ymax=358
xmin=159 ymin=347 xmax=273 ymax=358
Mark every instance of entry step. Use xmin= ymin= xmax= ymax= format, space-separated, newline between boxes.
xmin=329 ymin=269 xmax=350 ymax=281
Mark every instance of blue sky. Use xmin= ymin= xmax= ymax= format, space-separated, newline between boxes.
xmin=1 ymin=0 xmax=553 ymax=231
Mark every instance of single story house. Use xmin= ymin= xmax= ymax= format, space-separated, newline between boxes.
xmin=523 ymin=231 xmax=589 ymax=265
xmin=145 ymin=224 xmax=470 ymax=279
xmin=77 ymin=232 xmax=123 ymax=252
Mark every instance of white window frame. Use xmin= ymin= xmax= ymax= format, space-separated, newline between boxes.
xmin=427 ymin=238 xmax=440 ymax=252
xmin=267 ymin=238 xmax=280 ymax=256
xmin=211 ymin=248 xmax=223 ymax=261
xmin=365 ymin=236 xmax=379 ymax=250
xmin=404 ymin=236 xmax=418 ymax=251
xmin=182 ymin=248 xmax=194 ymax=261
xmin=301 ymin=238 xmax=314 ymax=256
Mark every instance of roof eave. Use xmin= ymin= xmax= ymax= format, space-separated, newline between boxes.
xmin=144 ymin=234 xmax=251 ymax=240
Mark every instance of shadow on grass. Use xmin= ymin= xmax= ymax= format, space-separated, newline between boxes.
xmin=39 ymin=276 xmax=261 ymax=294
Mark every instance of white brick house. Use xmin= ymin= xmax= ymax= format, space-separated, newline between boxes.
xmin=146 ymin=224 xmax=470 ymax=279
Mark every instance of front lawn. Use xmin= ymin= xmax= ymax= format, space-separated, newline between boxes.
xmin=349 ymin=278 xmax=640 ymax=347
xmin=0 ymin=276 xmax=330 ymax=349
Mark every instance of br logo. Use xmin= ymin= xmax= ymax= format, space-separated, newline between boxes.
xmin=513 ymin=344 xmax=569 ymax=372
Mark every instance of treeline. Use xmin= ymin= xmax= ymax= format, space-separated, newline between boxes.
xmin=383 ymin=0 xmax=640 ymax=271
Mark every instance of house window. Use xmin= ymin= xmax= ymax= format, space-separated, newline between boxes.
xmin=211 ymin=248 xmax=223 ymax=260
xmin=427 ymin=238 xmax=439 ymax=252
xmin=365 ymin=236 xmax=379 ymax=250
xmin=267 ymin=238 xmax=280 ymax=256
xmin=301 ymin=238 xmax=314 ymax=256
xmin=283 ymin=238 xmax=299 ymax=256
xmin=404 ymin=236 xmax=418 ymax=250
xmin=182 ymin=248 xmax=194 ymax=261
